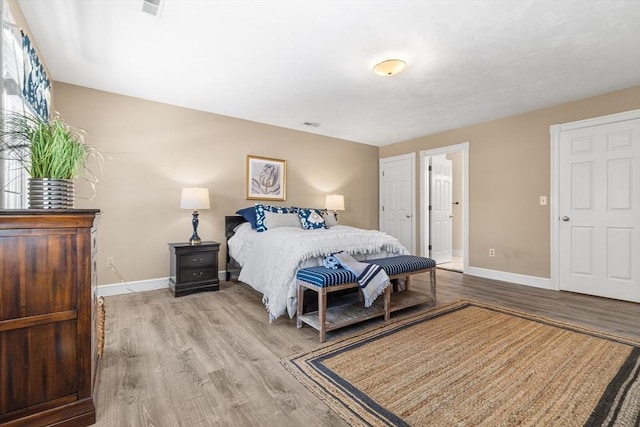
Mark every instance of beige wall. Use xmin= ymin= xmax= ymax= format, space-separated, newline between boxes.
xmin=52 ymin=83 xmax=379 ymax=286
xmin=380 ymin=86 xmax=640 ymax=278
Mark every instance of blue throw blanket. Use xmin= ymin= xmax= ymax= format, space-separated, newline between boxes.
xmin=329 ymin=252 xmax=390 ymax=307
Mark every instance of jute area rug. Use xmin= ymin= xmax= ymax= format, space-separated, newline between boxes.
xmin=282 ymin=300 xmax=640 ymax=427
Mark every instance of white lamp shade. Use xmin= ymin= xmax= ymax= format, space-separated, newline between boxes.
xmin=180 ymin=187 xmax=210 ymax=210
xmin=325 ymin=194 xmax=345 ymax=211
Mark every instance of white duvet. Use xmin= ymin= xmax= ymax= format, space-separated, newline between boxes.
xmin=228 ymin=223 xmax=409 ymax=320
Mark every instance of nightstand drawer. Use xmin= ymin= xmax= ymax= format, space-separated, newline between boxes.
xmin=178 ymin=267 xmax=217 ymax=283
xmin=179 ymin=252 xmax=215 ymax=268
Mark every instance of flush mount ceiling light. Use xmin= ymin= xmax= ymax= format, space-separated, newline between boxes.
xmin=373 ymin=59 xmax=407 ymax=76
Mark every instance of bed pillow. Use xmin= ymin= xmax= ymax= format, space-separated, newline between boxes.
xmin=322 ymin=209 xmax=339 ymax=227
xmin=233 ymin=221 xmax=253 ymax=235
xmin=255 ymin=204 xmax=298 ymax=232
xmin=236 ymin=207 xmax=259 ymax=229
xmin=298 ymin=208 xmax=327 ymax=230
xmin=263 ymin=211 xmax=302 ymax=229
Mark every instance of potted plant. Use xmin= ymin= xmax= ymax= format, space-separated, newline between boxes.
xmin=0 ymin=110 xmax=100 ymax=209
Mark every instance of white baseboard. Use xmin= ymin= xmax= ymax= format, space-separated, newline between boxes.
xmin=97 ymin=277 xmax=169 ymax=297
xmin=98 ymin=271 xmax=228 ymax=297
xmin=464 ymin=266 xmax=552 ymax=290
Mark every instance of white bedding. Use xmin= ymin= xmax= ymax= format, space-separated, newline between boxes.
xmin=228 ymin=223 xmax=409 ymax=320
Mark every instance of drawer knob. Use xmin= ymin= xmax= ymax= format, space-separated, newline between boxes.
xmin=192 ymin=258 xmax=205 ymax=264
xmin=193 ymin=271 xmax=204 ymax=278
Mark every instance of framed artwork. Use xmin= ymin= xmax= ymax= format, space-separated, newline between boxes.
xmin=246 ymin=155 xmax=286 ymax=200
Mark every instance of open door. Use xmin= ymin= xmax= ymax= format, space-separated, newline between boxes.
xmin=420 ymin=143 xmax=468 ymax=272
xmin=429 ymin=155 xmax=453 ymax=264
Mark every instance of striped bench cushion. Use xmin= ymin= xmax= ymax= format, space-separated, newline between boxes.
xmin=296 ymin=255 xmax=435 ymax=288
xmin=367 ymin=255 xmax=436 ymax=276
xmin=296 ymin=266 xmax=358 ymax=287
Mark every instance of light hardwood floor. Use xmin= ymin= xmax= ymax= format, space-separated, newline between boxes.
xmin=94 ymin=270 xmax=640 ymax=426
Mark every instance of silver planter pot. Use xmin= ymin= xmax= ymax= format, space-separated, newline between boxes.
xmin=28 ymin=178 xmax=75 ymax=209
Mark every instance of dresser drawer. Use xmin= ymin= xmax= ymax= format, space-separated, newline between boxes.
xmin=179 ymin=251 xmax=215 ymax=268
xmin=178 ymin=266 xmax=217 ymax=283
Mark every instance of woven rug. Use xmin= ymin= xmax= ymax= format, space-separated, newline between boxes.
xmin=282 ymin=300 xmax=640 ymax=426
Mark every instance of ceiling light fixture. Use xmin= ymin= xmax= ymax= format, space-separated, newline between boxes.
xmin=373 ymin=59 xmax=407 ymax=76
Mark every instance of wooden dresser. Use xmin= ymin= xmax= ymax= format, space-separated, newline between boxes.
xmin=0 ymin=209 xmax=100 ymax=427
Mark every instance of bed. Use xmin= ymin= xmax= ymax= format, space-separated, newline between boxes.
xmin=225 ymin=206 xmax=410 ymax=321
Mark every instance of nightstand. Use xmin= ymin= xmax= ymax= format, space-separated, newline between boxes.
xmin=168 ymin=241 xmax=220 ymax=297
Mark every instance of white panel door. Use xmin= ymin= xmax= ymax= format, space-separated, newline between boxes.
xmin=429 ymin=155 xmax=453 ymax=264
xmin=558 ymin=118 xmax=640 ymax=302
xmin=380 ymin=154 xmax=415 ymax=254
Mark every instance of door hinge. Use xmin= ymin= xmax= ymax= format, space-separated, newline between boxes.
xmin=381 ymin=206 xmax=385 ymax=211
xmin=382 ymin=171 xmax=385 ymax=176
xmin=428 ymin=245 xmax=432 ymax=250
xmin=428 ymin=205 xmax=432 ymax=211
xmin=428 ymin=166 xmax=432 ymax=171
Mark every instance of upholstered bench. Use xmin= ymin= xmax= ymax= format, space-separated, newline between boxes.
xmin=296 ymin=255 xmax=437 ymax=342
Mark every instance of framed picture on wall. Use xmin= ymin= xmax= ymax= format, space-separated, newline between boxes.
xmin=246 ymin=155 xmax=287 ymax=200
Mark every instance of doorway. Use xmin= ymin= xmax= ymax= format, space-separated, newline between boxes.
xmin=420 ymin=142 xmax=469 ymax=273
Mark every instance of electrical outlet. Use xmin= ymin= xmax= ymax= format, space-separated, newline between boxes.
xmin=539 ymin=196 xmax=547 ymax=206
xmin=489 ymin=248 xmax=495 ymax=257
xmin=107 ymin=257 xmax=114 ymax=267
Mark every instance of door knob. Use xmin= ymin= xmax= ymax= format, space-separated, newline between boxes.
xmin=406 ymin=214 xmax=411 ymax=218
xmin=562 ymin=216 xmax=570 ymax=222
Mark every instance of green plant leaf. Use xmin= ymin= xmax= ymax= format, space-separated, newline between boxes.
xmin=0 ymin=111 xmax=98 ymax=180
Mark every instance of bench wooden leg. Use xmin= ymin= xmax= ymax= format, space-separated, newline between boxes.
xmin=405 ymin=275 xmax=411 ymax=291
xmin=319 ymin=290 xmax=327 ymax=342
xmin=430 ymin=268 xmax=436 ymax=301
xmin=297 ymin=283 xmax=304 ymax=328
xmin=384 ymin=286 xmax=391 ymax=321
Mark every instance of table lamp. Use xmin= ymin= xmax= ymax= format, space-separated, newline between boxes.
xmin=325 ymin=194 xmax=345 ymax=219
xmin=180 ymin=187 xmax=210 ymax=245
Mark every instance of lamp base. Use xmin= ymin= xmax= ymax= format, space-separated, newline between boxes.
xmin=189 ymin=210 xmax=202 ymax=245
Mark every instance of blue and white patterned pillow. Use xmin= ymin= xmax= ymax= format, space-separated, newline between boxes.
xmin=298 ymin=208 xmax=327 ymax=230
xmin=323 ymin=254 xmax=340 ymax=269
xmin=255 ymin=204 xmax=298 ymax=232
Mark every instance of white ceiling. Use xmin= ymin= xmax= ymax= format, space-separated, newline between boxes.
xmin=16 ymin=0 xmax=640 ymax=147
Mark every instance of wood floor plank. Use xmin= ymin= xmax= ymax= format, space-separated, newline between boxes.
xmin=93 ymin=270 xmax=639 ymax=426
